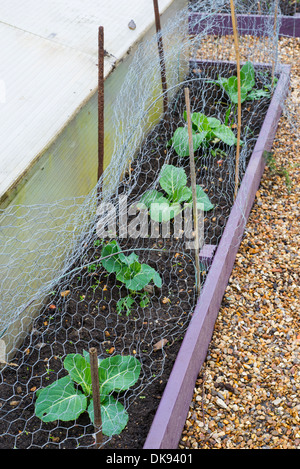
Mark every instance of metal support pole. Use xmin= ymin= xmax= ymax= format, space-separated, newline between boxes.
xmin=98 ymin=26 xmax=104 ymax=185
xmin=153 ymin=0 xmax=168 ymax=116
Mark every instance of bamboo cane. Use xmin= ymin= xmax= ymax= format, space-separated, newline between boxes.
xmin=257 ymin=1 xmax=261 ymax=14
xmin=229 ymin=0 xmax=242 ymax=200
xmin=184 ymin=87 xmax=201 ymax=297
xmin=271 ymin=0 xmax=279 ymax=89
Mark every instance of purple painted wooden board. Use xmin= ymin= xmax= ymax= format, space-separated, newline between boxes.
xmin=143 ymin=62 xmax=290 ymax=449
xmin=189 ymin=13 xmax=300 ymax=37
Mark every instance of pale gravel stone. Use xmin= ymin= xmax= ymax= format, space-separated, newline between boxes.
xmin=181 ymin=35 xmax=300 ymax=450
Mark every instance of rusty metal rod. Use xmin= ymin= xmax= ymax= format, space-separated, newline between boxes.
xmin=89 ymin=347 xmax=103 ymax=449
xmin=98 ymin=26 xmax=104 ymax=185
xmin=153 ymin=0 xmax=168 ymax=116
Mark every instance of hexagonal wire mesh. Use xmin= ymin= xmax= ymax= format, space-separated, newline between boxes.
xmin=0 ymin=0 xmax=292 ymax=449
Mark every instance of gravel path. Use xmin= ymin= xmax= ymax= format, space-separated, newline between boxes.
xmin=179 ymin=37 xmax=300 ymax=450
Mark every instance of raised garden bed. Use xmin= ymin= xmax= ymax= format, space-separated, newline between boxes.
xmin=189 ymin=11 xmax=300 ymax=37
xmin=143 ymin=60 xmax=291 ymax=449
xmin=0 ymin=60 xmax=290 ymax=450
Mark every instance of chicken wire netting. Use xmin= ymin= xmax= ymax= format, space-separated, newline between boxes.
xmin=0 ymin=0 xmax=290 ymax=449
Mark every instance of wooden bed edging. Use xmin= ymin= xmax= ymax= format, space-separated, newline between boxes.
xmin=143 ymin=62 xmax=291 ymax=449
xmin=188 ymin=12 xmax=300 ymax=37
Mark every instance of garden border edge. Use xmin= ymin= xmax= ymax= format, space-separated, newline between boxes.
xmin=143 ymin=61 xmax=291 ymax=449
xmin=188 ymin=12 xmax=300 ymax=37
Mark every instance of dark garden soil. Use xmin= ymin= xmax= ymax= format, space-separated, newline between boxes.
xmin=0 ymin=65 xmax=271 ymax=449
xmin=280 ymin=0 xmax=300 ymax=15
xmin=278 ymin=0 xmax=300 ymax=15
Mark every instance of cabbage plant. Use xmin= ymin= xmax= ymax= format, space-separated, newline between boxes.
xmin=35 ymin=352 xmax=141 ymax=437
xmin=215 ymin=61 xmax=256 ymax=104
xmin=100 ymin=240 xmax=162 ymax=292
xmin=169 ymin=111 xmax=238 ymax=157
xmin=100 ymin=240 xmax=162 ymax=315
xmin=139 ymin=164 xmax=214 ymax=223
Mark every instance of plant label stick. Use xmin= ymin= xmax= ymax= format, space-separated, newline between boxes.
xmin=89 ymin=347 xmax=103 ymax=449
xmin=184 ymin=87 xmax=201 ymax=297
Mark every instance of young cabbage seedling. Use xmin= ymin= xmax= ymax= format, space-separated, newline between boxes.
xmin=139 ymin=164 xmax=214 ymax=222
xmin=35 ymin=351 xmax=141 ymax=437
xmin=100 ymin=240 xmax=162 ymax=291
xmin=100 ymin=240 xmax=162 ymax=315
xmin=246 ymin=76 xmax=278 ymax=101
xmin=214 ymin=61 xmax=275 ymax=104
xmin=169 ymin=111 xmax=238 ymax=157
xmin=214 ymin=61 xmax=256 ymax=104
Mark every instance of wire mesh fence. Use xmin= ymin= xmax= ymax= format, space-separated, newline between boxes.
xmin=0 ymin=0 xmax=293 ymax=448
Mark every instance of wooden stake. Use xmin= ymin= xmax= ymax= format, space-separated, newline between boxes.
xmin=257 ymin=1 xmax=261 ymax=14
xmin=98 ymin=26 xmax=104 ymax=185
xmin=230 ymin=0 xmax=241 ymax=200
xmin=153 ymin=0 xmax=168 ymax=116
xmin=271 ymin=0 xmax=279 ymax=89
xmin=184 ymin=87 xmax=201 ymax=297
xmin=89 ymin=347 xmax=103 ymax=449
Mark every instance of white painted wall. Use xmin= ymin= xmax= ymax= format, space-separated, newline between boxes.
xmin=0 ymin=0 xmax=186 ymax=206
xmin=0 ymin=0 xmax=188 ymax=360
